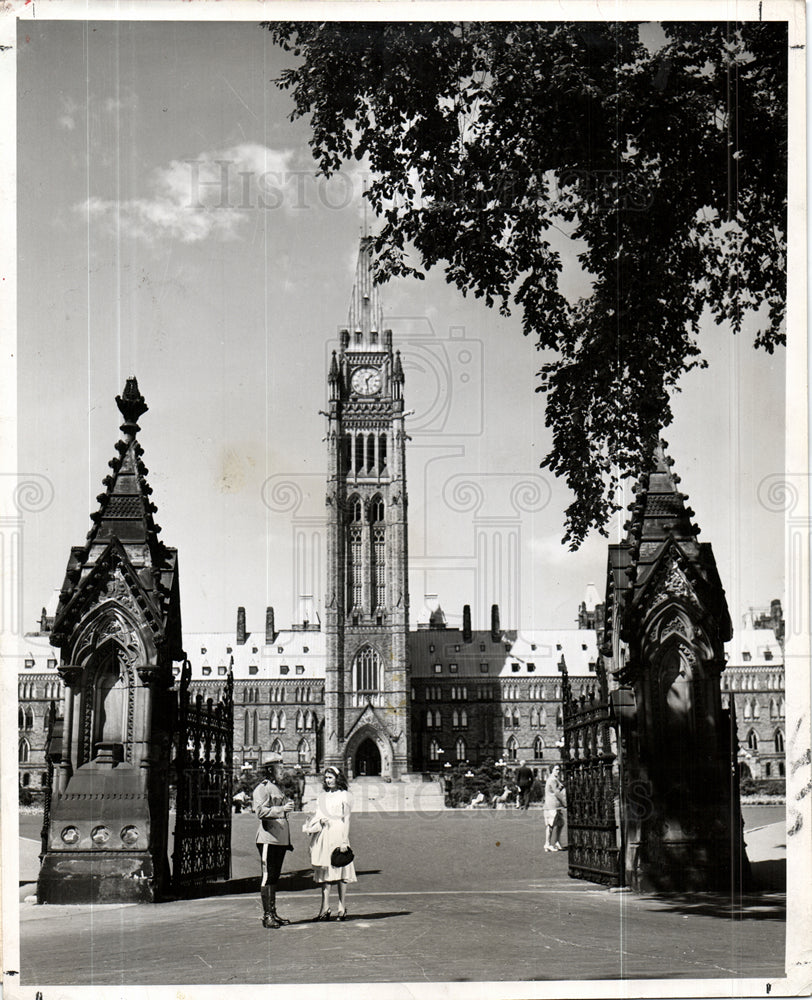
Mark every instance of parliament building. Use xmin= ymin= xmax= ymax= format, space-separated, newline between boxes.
xmin=16 ymin=240 xmax=786 ymax=787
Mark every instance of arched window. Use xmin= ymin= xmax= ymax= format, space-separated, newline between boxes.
xmin=779 ymin=698 xmax=785 ymax=718
xmin=556 ymin=707 xmax=563 ymax=727
xmin=370 ymin=496 xmax=386 ymax=612
xmin=296 ymin=710 xmax=304 ymax=732
xmin=426 ymin=709 xmax=433 ymax=728
xmin=298 ymin=738 xmax=310 ymax=764
xmin=305 ymin=710 xmax=314 ymax=730
xmin=278 ymin=711 xmax=286 ymax=731
xmin=506 ymin=736 xmax=518 ymax=761
xmin=533 ymin=735 xmax=544 ymax=759
xmin=429 ymin=739 xmax=440 ymax=762
xmin=354 ymin=646 xmax=381 ymax=702
xmin=539 ymin=705 xmax=547 ymax=728
xmin=18 ymin=707 xmax=24 ymax=729
xmin=434 ymin=710 xmax=442 ymax=728
xmin=19 ymin=738 xmax=30 ymax=763
xmin=747 ymin=730 xmax=758 ymax=751
xmin=504 ymin=710 xmax=512 ymax=729
xmin=452 ymin=709 xmax=459 ymax=727
xmin=455 ymin=737 xmax=466 ymax=761
xmin=244 ymin=711 xmax=251 ymax=745
xmin=512 ymin=709 xmax=521 ymax=728
xmin=530 ymin=708 xmax=538 ymax=728
xmin=769 ymin=699 xmax=778 ymax=719
xmin=25 ymin=706 xmax=34 ymax=730
xmin=252 ymin=710 xmax=258 ymax=746
xmin=775 ymin=730 xmax=784 ymax=753
xmin=752 ymin=699 xmax=760 ymax=719
xmin=270 ymin=711 xmax=278 ymax=732
xmin=348 ymin=495 xmax=363 ymax=610
xmin=743 ymin=700 xmax=752 ymax=720
xmin=271 ymin=738 xmax=284 ymax=755
xmin=460 ymin=709 xmax=468 ymax=729
xmin=22 ymin=772 xmax=30 ymax=787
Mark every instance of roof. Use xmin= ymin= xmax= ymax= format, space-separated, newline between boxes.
xmin=725 ymin=627 xmax=784 ymax=668
xmin=183 ymin=629 xmax=326 ymax=681
xmin=408 ymin=628 xmax=598 ymax=679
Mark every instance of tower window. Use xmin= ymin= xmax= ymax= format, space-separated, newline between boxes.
xmin=280 ymin=665 xmax=289 ymax=675
xmin=434 ymin=663 xmax=442 ymax=674
xmin=249 ymin=665 xmax=258 ymax=676
xmin=449 ymin=663 xmax=458 ymax=673
xmin=295 ymin=665 xmax=305 ymax=675
xmin=479 ymin=663 xmax=489 ymax=674
xmin=354 ymin=645 xmax=381 ymax=695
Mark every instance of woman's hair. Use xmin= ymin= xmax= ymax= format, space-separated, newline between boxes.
xmin=322 ymin=766 xmax=349 ymax=792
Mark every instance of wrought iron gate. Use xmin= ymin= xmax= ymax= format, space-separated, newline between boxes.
xmin=560 ymin=661 xmax=621 ymax=886
xmin=171 ymin=660 xmax=234 ymax=891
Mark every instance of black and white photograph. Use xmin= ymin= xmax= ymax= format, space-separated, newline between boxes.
xmin=1 ymin=2 xmax=808 ymax=997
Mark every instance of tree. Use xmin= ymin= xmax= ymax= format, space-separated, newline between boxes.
xmin=265 ymin=21 xmax=787 ymax=546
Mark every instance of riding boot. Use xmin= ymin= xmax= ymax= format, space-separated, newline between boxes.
xmin=260 ymin=886 xmax=282 ymax=929
xmin=269 ymin=889 xmax=290 ymax=925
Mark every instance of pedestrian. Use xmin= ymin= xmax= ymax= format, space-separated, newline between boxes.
xmin=303 ymin=765 xmax=356 ymax=921
xmin=293 ymin=765 xmax=306 ymax=812
xmin=516 ymin=759 xmax=534 ymax=809
xmin=543 ymin=763 xmax=567 ymax=852
xmin=253 ymin=753 xmax=295 ymax=928
xmin=233 ymin=788 xmax=248 ymax=814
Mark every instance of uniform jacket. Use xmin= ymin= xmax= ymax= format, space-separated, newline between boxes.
xmin=253 ymin=779 xmax=292 ymax=846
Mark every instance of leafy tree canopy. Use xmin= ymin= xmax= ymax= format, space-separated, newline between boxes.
xmin=265 ymin=21 xmax=787 ymax=547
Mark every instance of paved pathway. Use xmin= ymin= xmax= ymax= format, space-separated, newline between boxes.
xmin=15 ymin=809 xmax=785 ymax=987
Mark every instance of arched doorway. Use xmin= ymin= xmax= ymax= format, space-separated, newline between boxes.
xmin=355 ymin=738 xmax=381 ymax=776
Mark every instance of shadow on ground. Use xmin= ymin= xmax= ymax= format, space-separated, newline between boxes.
xmin=164 ymin=868 xmax=384 ymax=900
xmin=643 ymin=889 xmax=785 ymax=921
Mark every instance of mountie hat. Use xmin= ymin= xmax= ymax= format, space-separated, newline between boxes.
xmin=263 ymin=752 xmax=284 ymax=766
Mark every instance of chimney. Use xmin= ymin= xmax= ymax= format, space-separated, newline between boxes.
xmin=265 ymin=606 xmax=276 ymax=645
xmin=236 ymin=606 xmax=247 ymax=645
xmin=491 ymin=604 xmax=500 ymax=642
xmin=462 ymin=604 xmax=472 ymax=644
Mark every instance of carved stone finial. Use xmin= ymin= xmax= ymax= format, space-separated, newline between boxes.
xmin=116 ymin=377 xmax=148 ymax=427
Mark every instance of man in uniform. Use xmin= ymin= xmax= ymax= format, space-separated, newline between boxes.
xmin=253 ymin=752 xmax=294 ymax=928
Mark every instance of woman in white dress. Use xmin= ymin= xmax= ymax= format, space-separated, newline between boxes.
xmin=303 ymin=765 xmax=357 ymax=921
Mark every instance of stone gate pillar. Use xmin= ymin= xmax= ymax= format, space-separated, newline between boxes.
xmin=38 ymin=378 xmax=183 ymax=904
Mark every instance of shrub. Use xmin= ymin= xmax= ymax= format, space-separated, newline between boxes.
xmin=740 ymin=777 xmax=785 ymax=796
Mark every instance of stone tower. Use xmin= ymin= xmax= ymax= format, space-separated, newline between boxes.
xmin=39 ymin=378 xmax=183 ymax=903
xmin=604 ymin=442 xmax=748 ymax=891
xmin=323 ymin=237 xmax=411 ymax=778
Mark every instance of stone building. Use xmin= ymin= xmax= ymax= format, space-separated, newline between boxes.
xmin=721 ymin=604 xmax=786 ymax=780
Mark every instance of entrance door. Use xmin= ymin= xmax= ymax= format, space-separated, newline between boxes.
xmin=355 ymin=738 xmax=381 ymax=776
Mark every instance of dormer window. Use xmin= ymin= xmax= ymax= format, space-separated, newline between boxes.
xmin=278 ymin=646 xmax=284 ymax=654
xmin=764 ymin=650 xmax=773 ymax=661
xmin=742 ymin=651 xmax=752 ymax=662
xmin=303 ymin=646 xmax=309 ymax=654
xmin=280 ymin=665 xmax=290 ymax=675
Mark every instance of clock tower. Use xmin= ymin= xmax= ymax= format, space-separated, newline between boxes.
xmin=323 ymin=236 xmax=411 ymax=778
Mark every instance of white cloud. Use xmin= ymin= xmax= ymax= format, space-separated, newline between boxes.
xmin=75 ymin=143 xmax=297 ymax=244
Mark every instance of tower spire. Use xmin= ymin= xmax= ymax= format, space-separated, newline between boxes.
xmin=348 ymin=234 xmax=383 ymax=344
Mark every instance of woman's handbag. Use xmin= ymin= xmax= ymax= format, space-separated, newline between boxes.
xmin=330 ymin=845 xmax=354 ymax=867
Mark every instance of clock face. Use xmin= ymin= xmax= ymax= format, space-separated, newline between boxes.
xmin=351 ymin=366 xmax=382 ymax=396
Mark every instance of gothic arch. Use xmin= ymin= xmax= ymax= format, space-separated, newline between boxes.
xmin=79 ymin=637 xmax=137 ymax=765
xmin=344 ymin=722 xmax=393 ymax=778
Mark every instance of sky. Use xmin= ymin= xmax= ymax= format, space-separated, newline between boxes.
xmin=15 ymin=18 xmax=787 ymax=637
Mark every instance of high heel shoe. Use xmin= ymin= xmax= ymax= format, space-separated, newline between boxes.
xmin=313 ymin=909 xmax=332 ymax=922
xmin=336 ymin=909 xmax=348 ymax=921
